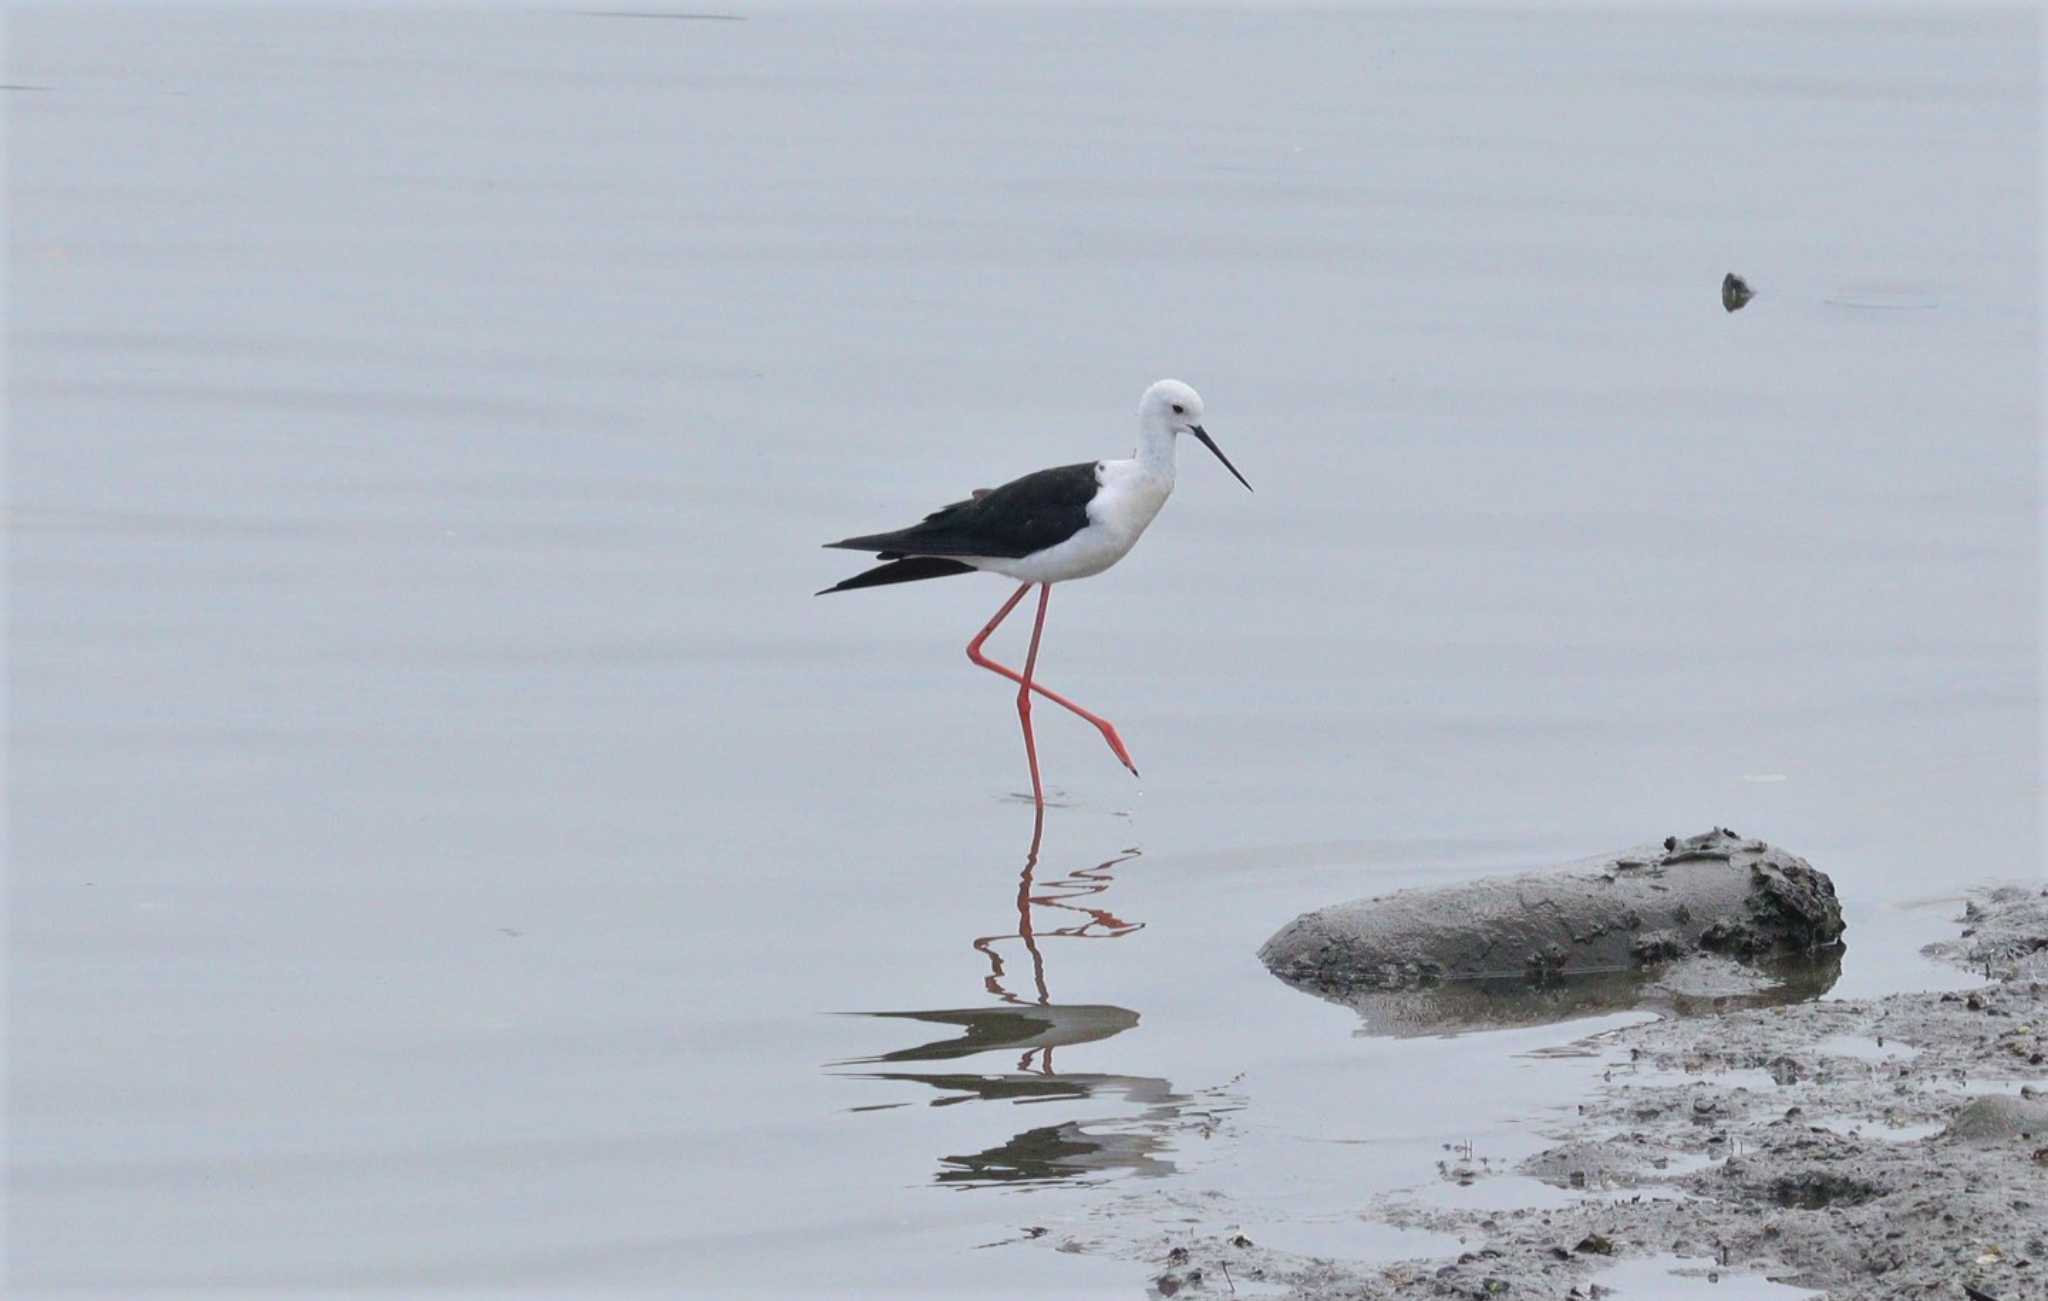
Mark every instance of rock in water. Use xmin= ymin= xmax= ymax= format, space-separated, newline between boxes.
xmin=1259 ymin=829 xmax=1844 ymax=1031
xmin=1722 ymin=272 xmax=1755 ymax=311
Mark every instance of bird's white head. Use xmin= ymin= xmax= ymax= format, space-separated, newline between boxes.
xmin=1137 ymin=378 xmax=1251 ymax=491
xmin=1140 ymin=378 xmax=1205 ymax=434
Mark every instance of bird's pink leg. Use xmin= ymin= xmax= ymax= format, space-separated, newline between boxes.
xmin=966 ymin=583 xmax=1040 ymax=801
xmin=965 ymin=582 xmax=1034 ymax=662
xmin=1012 ymin=584 xmax=1059 ymax=807
xmin=965 ymin=584 xmax=1140 ymax=778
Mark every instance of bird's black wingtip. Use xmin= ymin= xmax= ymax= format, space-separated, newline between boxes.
xmin=815 ymin=556 xmax=976 ymax=595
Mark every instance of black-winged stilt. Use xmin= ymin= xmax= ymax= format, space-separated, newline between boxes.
xmin=819 ymin=379 xmax=1251 ymax=806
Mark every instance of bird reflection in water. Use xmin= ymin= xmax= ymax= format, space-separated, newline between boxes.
xmin=971 ymin=808 xmax=1141 ymax=1073
xmin=834 ymin=809 xmax=1220 ymax=1187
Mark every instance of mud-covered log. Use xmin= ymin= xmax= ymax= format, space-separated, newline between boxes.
xmin=1260 ymin=829 xmax=1845 ymax=1006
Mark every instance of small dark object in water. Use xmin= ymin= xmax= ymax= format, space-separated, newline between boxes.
xmin=1723 ymin=273 xmax=1755 ymax=312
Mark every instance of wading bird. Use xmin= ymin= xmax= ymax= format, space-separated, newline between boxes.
xmin=819 ymin=379 xmax=1251 ymax=806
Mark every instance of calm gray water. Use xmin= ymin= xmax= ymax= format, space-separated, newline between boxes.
xmin=7 ymin=6 xmax=2040 ymax=1296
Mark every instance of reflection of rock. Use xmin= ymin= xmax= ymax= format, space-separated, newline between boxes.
xmin=1313 ymin=950 xmax=1843 ymax=1037
xmin=1260 ymin=829 xmax=1845 ymax=1035
xmin=839 ymin=1004 xmax=1138 ymax=1064
xmin=1650 ymin=950 xmax=1842 ymax=1014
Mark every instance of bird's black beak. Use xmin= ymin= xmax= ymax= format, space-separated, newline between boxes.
xmin=1189 ymin=425 xmax=1253 ymax=492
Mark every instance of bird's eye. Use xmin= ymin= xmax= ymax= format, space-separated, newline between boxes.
xmin=1171 ymin=403 xmax=1185 ymax=415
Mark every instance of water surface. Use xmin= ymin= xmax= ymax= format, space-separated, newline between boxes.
xmin=7 ymin=6 xmax=2039 ymax=1296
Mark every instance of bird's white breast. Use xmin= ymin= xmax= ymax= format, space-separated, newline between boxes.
xmin=1089 ymin=457 xmax=1172 ymax=548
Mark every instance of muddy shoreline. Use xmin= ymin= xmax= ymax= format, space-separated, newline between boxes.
xmin=1064 ymin=887 xmax=2048 ymax=1300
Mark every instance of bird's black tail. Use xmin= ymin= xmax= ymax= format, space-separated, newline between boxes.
xmin=816 ymin=556 xmax=978 ymax=596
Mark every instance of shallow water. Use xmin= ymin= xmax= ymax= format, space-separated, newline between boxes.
xmin=6 ymin=6 xmax=2040 ymax=1296
xmin=1592 ymin=1253 xmax=1823 ymax=1301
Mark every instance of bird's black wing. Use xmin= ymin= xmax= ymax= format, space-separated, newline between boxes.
xmin=823 ymin=461 xmax=1100 ymax=560
xmin=815 ymin=556 xmax=977 ymax=596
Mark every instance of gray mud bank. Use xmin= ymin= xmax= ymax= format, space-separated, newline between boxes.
xmin=1357 ymin=888 xmax=2048 ymax=1301
xmin=1261 ymin=829 xmax=1847 ymax=1035
xmin=1059 ymin=885 xmax=2048 ymax=1301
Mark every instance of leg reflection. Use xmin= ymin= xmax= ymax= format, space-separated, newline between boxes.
xmin=835 ymin=812 xmax=1194 ymax=1187
xmin=971 ymin=807 xmax=1143 ymax=1073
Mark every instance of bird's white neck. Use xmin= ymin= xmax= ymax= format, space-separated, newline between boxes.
xmin=1134 ymin=417 xmax=1178 ymax=482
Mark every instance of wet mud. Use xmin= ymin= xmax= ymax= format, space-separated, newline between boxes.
xmin=1054 ymin=887 xmax=2047 ymax=1300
